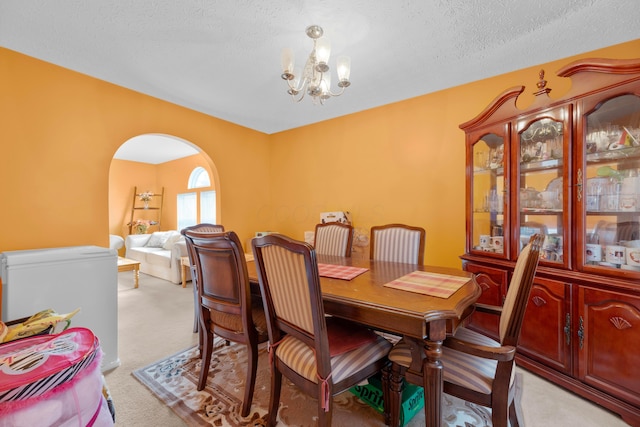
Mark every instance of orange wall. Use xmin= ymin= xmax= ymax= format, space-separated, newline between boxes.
xmin=1 ymin=47 xmax=270 ymax=251
xmin=1 ymin=39 xmax=639 ymax=267
xmin=109 ymin=153 xmax=214 ymax=236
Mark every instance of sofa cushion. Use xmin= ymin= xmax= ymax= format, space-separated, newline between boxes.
xmin=127 ymin=247 xmax=163 ymax=263
xmin=146 ymin=250 xmax=172 ymax=268
xmin=146 ymin=231 xmax=174 ymax=248
xmin=162 ymin=233 xmax=183 ymax=250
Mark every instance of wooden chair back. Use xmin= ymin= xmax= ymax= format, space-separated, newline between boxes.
xmin=182 ymin=229 xmax=267 ymax=417
xmin=183 ymin=230 xmax=255 ymax=342
xmin=370 ymin=223 xmax=425 ymax=264
xmin=252 ymin=233 xmax=329 ymax=368
xmin=252 ymin=233 xmax=391 ymax=426
xmin=181 ymin=224 xmax=225 ymax=332
xmin=500 ymin=233 xmax=544 ymax=346
xmin=314 ymin=222 xmax=354 ymax=257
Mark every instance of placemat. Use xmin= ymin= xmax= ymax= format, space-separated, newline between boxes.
xmin=383 ymin=271 xmax=469 ymax=298
xmin=318 ymin=263 xmax=369 ymax=280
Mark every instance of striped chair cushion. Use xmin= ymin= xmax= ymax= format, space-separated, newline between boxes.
xmin=275 ymin=335 xmax=392 ymax=384
xmin=499 ymin=243 xmax=531 ymax=342
xmin=261 ymin=245 xmax=314 ymax=334
xmin=372 ymin=228 xmax=422 ymax=264
xmin=389 ymin=328 xmax=514 ymax=395
xmin=315 ymin=225 xmax=350 ymax=256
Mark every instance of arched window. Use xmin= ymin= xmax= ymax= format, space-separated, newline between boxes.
xmin=188 ymin=167 xmax=211 ymax=189
xmin=178 ymin=167 xmax=216 ymax=230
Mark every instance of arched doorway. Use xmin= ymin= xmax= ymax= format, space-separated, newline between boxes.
xmin=108 ymin=133 xmax=221 ymax=247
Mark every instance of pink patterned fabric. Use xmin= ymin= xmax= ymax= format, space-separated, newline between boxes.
xmin=383 ymin=270 xmax=469 ymax=298
xmin=0 ymin=327 xmax=99 ymax=402
xmin=0 ymin=350 xmax=114 ymax=426
xmin=317 ymin=263 xmax=368 ymax=280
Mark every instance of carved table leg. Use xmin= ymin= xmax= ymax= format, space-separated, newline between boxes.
xmin=423 ymin=320 xmax=446 ymax=427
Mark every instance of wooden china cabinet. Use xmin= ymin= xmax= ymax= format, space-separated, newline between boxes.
xmin=460 ymin=58 xmax=640 ymax=426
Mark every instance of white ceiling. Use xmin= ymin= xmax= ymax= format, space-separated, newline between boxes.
xmin=114 ymin=134 xmax=200 ymax=165
xmin=2 ymin=1 xmax=639 ymax=162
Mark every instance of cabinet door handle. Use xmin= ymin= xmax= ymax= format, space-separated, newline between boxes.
xmin=578 ymin=316 xmax=584 ymax=349
xmin=576 ymin=168 xmax=583 ymax=202
xmin=564 ymin=313 xmax=571 ymax=346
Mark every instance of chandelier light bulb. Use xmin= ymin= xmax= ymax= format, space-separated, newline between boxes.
xmin=281 ymin=48 xmax=295 ymax=79
xmin=314 ymin=38 xmax=331 ymax=72
xmin=336 ymin=56 xmax=351 ymax=87
xmin=320 ymin=74 xmax=331 ymax=100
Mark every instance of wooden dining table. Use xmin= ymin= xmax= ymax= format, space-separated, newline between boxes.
xmin=245 ymin=254 xmax=481 ymax=427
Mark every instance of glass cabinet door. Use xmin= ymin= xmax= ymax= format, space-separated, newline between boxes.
xmin=582 ymin=94 xmax=640 ymax=274
xmin=516 ymin=115 xmax=567 ymax=265
xmin=471 ymin=133 xmax=506 ymax=255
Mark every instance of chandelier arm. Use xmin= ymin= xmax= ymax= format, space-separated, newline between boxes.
xmin=289 ymin=89 xmax=306 ymax=103
xmin=324 ymin=85 xmax=347 ymax=97
xmin=284 ymin=75 xmax=310 ymax=94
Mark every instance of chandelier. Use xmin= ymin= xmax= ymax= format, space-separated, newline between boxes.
xmin=280 ymin=25 xmax=351 ymax=104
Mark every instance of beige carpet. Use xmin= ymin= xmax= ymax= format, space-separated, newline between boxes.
xmin=105 ymin=271 xmax=631 ymax=427
xmin=132 ymin=341 xmax=498 ymax=427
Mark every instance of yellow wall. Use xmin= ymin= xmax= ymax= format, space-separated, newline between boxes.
xmin=108 ymin=153 xmax=214 ymax=237
xmin=1 ymin=47 xmax=270 ymax=251
xmin=269 ymin=40 xmax=640 ymax=266
xmin=1 ymin=39 xmax=639 ymax=267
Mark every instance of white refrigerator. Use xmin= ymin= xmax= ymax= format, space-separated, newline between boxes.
xmin=1 ymin=245 xmax=119 ymax=372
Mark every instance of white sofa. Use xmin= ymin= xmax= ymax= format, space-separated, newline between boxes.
xmin=124 ymin=231 xmax=190 ymax=284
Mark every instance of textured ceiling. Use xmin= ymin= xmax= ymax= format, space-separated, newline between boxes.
xmin=2 ymin=0 xmax=639 ymax=140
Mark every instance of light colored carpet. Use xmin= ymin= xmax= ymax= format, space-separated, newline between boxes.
xmin=105 ymin=272 xmax=630 ymax=427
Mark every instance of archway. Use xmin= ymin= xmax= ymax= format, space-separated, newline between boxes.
xmin=108 ymin=133 xmax=221 ymax=252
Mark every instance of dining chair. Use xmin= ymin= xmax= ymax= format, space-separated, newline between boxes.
xmin=182 ymin=229 xmax=268 ymax=417
xmin=181 ymin=224 xmax=225 ymax=335
xmin=314 ymin=221 xmax=354 ymax=257
xmin=370 ymin=224 xmax=426 ymax=264
xmin=382 ymin=233 xmax=543 ymax=427
xmin=251 ymin=233 xmax=392 ymax=426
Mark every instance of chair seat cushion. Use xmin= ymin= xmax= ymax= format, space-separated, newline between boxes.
xmin=251 ymin=300 xmax=269 ymax=337
xmin=326 ymin=317 xmax=378 ymax=357
xmin=389 ymin=327 xmax=513 ymax=395
xmin=209 ymin=299 xmax=268 ymax=338
xmin=275 ymin=334 xmax=391 ymax=384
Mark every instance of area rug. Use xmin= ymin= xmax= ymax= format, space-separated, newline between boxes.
xmin=133 ymin=341 xmax=519 ymax=427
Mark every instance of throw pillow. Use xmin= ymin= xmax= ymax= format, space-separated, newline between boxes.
xmin=145 ymin=231 xmax=173 ymax=248
xmin=162 ymin=233 xmax=183 ymax=250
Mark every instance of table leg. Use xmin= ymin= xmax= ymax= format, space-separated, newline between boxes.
xmin=181 ymin=263 xmax=187 ymax=288
xmin=134 ymin=266 xmax=139 ymax=289
xmin=423 ymin=320 xmax=446 ymax=427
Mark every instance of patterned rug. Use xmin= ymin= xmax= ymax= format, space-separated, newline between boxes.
xmin=133 ymin=341 xmax=518 ymax=426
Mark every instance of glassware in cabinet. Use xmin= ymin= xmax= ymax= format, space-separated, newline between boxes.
xmin=516 ymin=116 xmax=567 ymax=265
xmin=582 ymin=94 xmax=640 ymax=273
xmin=471 ymin=133 xmax=506 ymax=255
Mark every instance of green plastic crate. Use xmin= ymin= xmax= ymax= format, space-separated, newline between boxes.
xmin=350 ymin=374 xmax=424 ymax=426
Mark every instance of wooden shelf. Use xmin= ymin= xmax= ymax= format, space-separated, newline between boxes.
xmin=128 ymin=186 xmax=164 ymax=234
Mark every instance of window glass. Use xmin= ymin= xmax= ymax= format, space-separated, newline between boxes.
xmin=188 ymin=167 xmax=211 ymax=189
xmin=177 ymin=192 xmax=197 ymax=231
